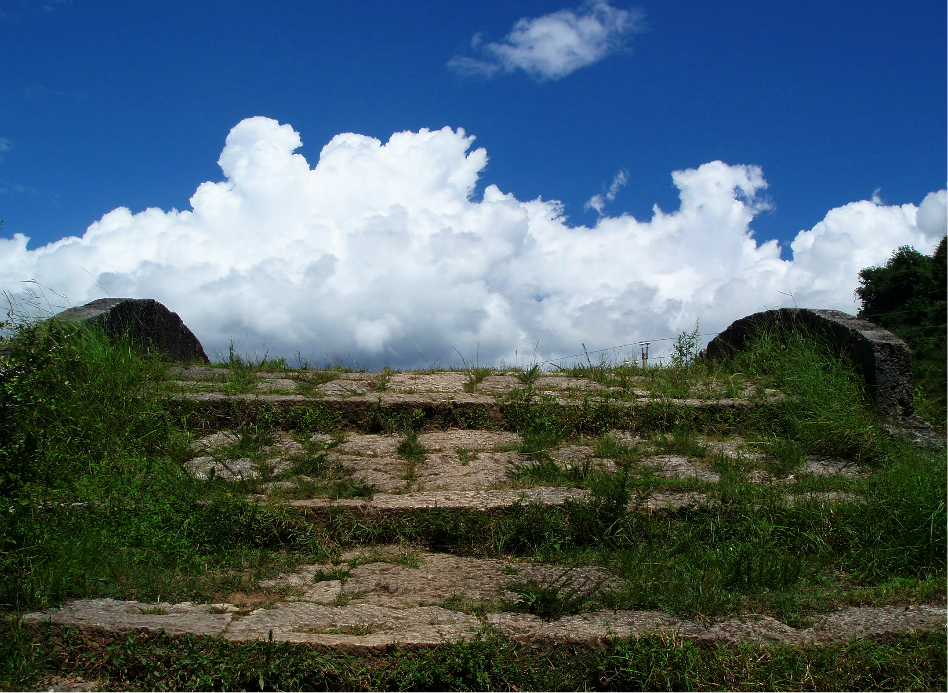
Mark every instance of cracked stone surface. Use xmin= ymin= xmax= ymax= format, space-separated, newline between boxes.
xmin=317 ymin=378 xmax=374 ymax=396
xmin=179 ymin=426 xmax=866 ymax=514
xmin=700 ymin=436 xmax=762 ymax=461
xmin=168 ymin=365 xmax=223 ymax=380
xmin=331 ymin=455 xmax=409 ymax=493
xmin=24 ymin=549 xmax=945 ymax=651
xmin=21 ymin=364 xmax=933 ymax=670
xmin=475 ymin=374 xmax=524 ymax=393
xmin=548 ymin=445 xmax=618 ymax=473
xmin=271 ymin=551 xmax=624 ymax=609
xmin=292 ymin=487 xmax=590 ymax=511
xmin=414 ymin=451 xmax=523 ymax=491
xmin=335 ymin=433 xmax=404 ymax=458
xmin=186 ymin=432 xmax=303 ymax=480
xmin=255 ymin=378 xmax=298 ymax=392
xmin=387 ymin=372 xmax=468 ymax=393
xmin=416 ymin=430 xmax=521 ymax=451
xmin=189 ymin=431 xmax=239 ymax=452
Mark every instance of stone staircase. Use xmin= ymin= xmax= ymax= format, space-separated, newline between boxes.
xmin=22 ymin=365 xmax=946 ymax=652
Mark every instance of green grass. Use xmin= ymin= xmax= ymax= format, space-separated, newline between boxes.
xmin=0 ymin=313 xmax=944 ymax=690
xmin=2 ymin=623 xmax=943 ymax=691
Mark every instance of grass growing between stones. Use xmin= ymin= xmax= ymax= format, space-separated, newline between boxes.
xmin=0 ymin=314 xmax=944 ymax=690
xmin=1 ymin=623 xmax=944 ymax=691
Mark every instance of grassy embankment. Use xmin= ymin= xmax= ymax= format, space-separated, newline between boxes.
xmin=0 ymin=315 xmax=944 ymax=691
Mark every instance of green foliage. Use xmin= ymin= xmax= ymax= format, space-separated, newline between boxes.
xmin=2 ymin=624 xmax=943 ymax=691
xmin=857 ymin=237 xmax=947 ymax=428
xmin=0 ymin=316 xmax=329 ymax=612
xmin=670 ymin=319 xmax=702 ymax=368
xmin=509 ymin=566 xmax=606 ymax=620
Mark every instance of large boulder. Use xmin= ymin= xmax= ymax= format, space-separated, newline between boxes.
xmin=703 ymin=308 xmax=913 ymax=419
xmin=53 ymin=298 xmax=209 ymax=363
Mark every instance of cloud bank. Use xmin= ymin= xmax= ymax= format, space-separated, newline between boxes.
xmin=448 ymin=1 xmax=644 ymax=81
xmin=1 ymin=116 xmax=944 ymax=368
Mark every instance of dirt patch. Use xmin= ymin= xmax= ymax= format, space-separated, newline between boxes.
xmin=225 ymin=590 xmax=286 ymax=610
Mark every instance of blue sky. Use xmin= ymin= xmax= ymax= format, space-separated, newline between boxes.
xmin=1 ymin=0 xmax=945 ymax=366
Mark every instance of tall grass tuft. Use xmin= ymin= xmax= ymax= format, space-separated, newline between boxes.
xmin=732 ymin=324 xmax=883 ymax=460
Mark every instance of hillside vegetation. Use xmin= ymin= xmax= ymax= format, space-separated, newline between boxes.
xmin=0 ymin=306 xmax=944 ymax=690
xmin=857 ymin=235 xmax=947 ymax=430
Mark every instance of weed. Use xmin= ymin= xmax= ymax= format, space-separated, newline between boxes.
xmin=455 ymin=448 xmax=477 ymax=465
xmin=374 ymin=367 xmax=393 ymax=392
xmin=437 ymin=593 xmax=499 ymax=617
xmin=396 ymin=431 xmax=427 ymax=464
xmin=670 ymin=320 xmax=702 ymax=369
xmin=221 ymin=343 xmax=262 ymax=394
xmin=652 ymin=429 xmax=708 ymax=458
xmin=509 ymin=566 xmax=607 ymax=620
xmin=516 ymin=363 xmax=542 ymax=387
xmin=312 ymin=566 xmax=352 ymax=582
xmin=761 ymin=435 xmax=806 ymax=476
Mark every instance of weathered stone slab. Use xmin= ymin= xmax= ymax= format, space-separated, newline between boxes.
xmin=387 ymin=372 xmax=468 ymax=393
xmin=225 ymin=603 xmax=481 ymax=649
xmin=53 ymin=298 xmax=209 ymax=363
xmin=416 ymin=430 xmax=521 ymax=451
xmin=414 ymin=451 xmax=523 ymax=491
xmin=703 ymin=308 xmax=913 ymax=418
xmin=639 ymin=454 xmax=720 ymax=483
xmin=332 ymin=455 xmax=409 ymax=492
xmin=291 ymin=487 xmax=589 ymax=512
xmin=25 ymin=597 xmax=943 ymax=650
xmin=283 ymin=551 xmax=623 ymax=610
xmin=22 ymin=598 xmax=234 ymax=636
xmin=548 ymin=445 xmax=618 ymax=473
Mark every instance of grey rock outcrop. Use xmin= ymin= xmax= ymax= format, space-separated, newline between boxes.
xmin=53 ymin=298 xmax=209 ymax=363
xmin=703 ymin=308 xmax=913 ymax=418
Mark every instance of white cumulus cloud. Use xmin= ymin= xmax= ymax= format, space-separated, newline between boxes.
xmin=448 ymin=1 xmax=645 ymax=81
xmin=1 ymin=116 xmax=944 ymax=368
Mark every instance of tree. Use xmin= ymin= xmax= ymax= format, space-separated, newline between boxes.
xmin=856 ymin=236 xmax=946 ymax=428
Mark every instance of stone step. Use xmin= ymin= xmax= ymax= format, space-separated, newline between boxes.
xmin=165 ymin=366 xmax=782 ymax=433
xmin=24 ymin=547 xmax=944 ymax=651
xmin=181 ymin=426 xmax=868 ymax=514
